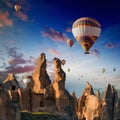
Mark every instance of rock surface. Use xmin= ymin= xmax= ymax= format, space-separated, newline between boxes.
xmin=3 ymin=73 xmax=20 ymax=91
xmin=0 ymin=53 xmax=120 ymax=120
xmin=101 ymin=84 xmax=120 ymax=120
xmin=32 ymin=53 xmax=51 ymax=93
xmin=77 ymin=82 xmax=101 ymax=120
xmin=52 ymin=57 xmax=76 ymax=116
xmin=0 ymin=83 xmax=7 ymax=120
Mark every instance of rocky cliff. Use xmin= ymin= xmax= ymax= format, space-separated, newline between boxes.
xmin=101 ymin=84 xmax=120 ymax=120
xmin=77 ymin=82 xmax=101 ymax=120
xmin=76 ymin=82 xmax=120 ymax=120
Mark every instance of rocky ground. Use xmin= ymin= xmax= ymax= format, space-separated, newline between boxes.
xmin=20 ymin=112 xmax=77 ymax=120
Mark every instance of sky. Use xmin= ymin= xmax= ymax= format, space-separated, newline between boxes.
xmin=0 ymin=0 xmax=120 ymax=96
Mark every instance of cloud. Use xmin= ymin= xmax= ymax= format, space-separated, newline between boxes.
xmin=47 ymin=60 xmax=53 ymax=68
xmin=0 ymin=23 xmax=4 ymax=28
xmin=90 ymin=49 xmax=100 ymax=57
xmin=98 ymin=23 xmax=120 ymax=49
xmin=3 ymin=46 xmax=36 ymax=74
xmin=0 ymin=57 xmax=5 ymax=61
xmin=0 ymin=63 xmax=6 ymax=68
xmin=8 ymin=58 xmax=27 ymax=66
xmin=105 ymin=42 xmax=120 ymax=48
xmin=0 ymin=31 xmax=3 ymax=35
xmin=6 ymin=46 xmax=24 ymax=58
xmin=5 ymin=65 xmax=35 ymax=74
xmin=66 ymin=27 xmax=72 ymax=32
xmin=7 ymin=40 xmax=16 ymax=44
xmin=4 ymin=0 xmax=13 ymax=8
xmin=14 ymin=11 xmax=28 ymax=21
xmin=41 ymin=27 xmax=67 ymax=42
xmin=48 ymin=71 xmax=54 ymax=81
xmin=49 ymin=48 xmax=61 ymax=55
xmin=0 ymin=11 xmax=13 ymax=28
xmin=28 ymin=56 xmax=37 ymax=64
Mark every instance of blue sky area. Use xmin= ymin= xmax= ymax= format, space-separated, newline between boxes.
xmin=0 ymin=0 xmax=120 ymax=96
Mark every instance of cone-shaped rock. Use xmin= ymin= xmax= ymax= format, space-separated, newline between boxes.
xmin=32 ymin=53 xmax=51 ymax=93
xmin=3 ymin=73 xmax=20 ymax=91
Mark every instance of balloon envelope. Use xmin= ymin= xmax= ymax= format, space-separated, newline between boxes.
xmin=14 ymin=4 xmax=21 ymax=11
xmin=67 ymin=68 xmax=70 ymax=72
xmin=113 ymin=68 xmax=116 ymax=72
xmin=102 ymin=68 xmax=105 ymax=74
xmin=23 ymin=76 xmax=32 ymax=84
xmin=72 ymin=17 xmax=101 ymax=54
xmin=23 ymin=78 xmax=31 ymax=83
xmin=66 ymin=39 xmax=74 ymax=47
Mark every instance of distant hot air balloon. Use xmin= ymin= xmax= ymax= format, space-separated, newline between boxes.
xmin=113 ymin=68 xmax=116 ymax=72
xmin=81 ymin=75 xmax=83 ymax=78
xmin=102 ymin=68 xmax=105 ymax=74
xmin=67 ymin=68 xmax=70 ymax=72
xmin=66 ymin=39 xmax=74 ymax=47
xmin=72 ymin=17 xmax=101 ymax=54
xmin=23 ymin=76 xmax=31 ymax=83
xmin=61 ymin=59 xmax=66 ymax=65
xmin=14 ymin=4 xmax=21 ymax=11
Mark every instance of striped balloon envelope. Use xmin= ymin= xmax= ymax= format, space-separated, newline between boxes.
xmin=14 ymin=4 xmax=21 ymax=11
xmin=72 ymin=17 xmax=101 ymax=54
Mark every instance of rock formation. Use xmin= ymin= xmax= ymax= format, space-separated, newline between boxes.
xmin=76 ymin=82 xmax=120 ymax=120
xmin=0 ymin=53 xmax=120 ymax=120
xmin=0 ymin=73 xmax=20 ymax=120
xmin=3 ymin=73 xmax=20 ymax=91
xmin=0 ymin=83 xmax=7 ymax=120
xmin=32 ymin=53 xmax=51 ymax=93
xmin=52 ymin=57 xmax=76 ymax=116
xmin=101 ymin=84 xmax=120 ymax=120
xmin=72 ymin=91 xmax=78 ymax=114
xmin=77 ymin=82 xmax=102 ymax=120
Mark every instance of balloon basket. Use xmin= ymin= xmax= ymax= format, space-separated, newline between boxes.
xmin=84 ymin=51 xmax=89 ymax=54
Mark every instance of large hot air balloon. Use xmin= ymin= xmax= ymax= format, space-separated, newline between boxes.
xmin=66 ymin=39 xmax=74 ymax=47
xmin=14 ymin=4 xmax=21 ymax=11
xmin=72 ymin=17 xmax=101 ymax=54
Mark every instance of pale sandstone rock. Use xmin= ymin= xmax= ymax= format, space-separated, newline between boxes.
xmin=77 ymin=82 xmax=101 ymax=120
xmin=32 ymin=53 xmax=51 ymax=93
xmin=52 ymin=57 xmax=76 ymax=117
xmin=3 ymin=73 xmax=20 ymax=91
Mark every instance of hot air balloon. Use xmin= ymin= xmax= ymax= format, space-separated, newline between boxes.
xmin=102 ymin=68 xmax=105 ymax=74
xmin=113 ymin=68 xmax=116 ymax=72
xmin=72 ymin=17 xmax=101 ymax=54
xmin=14 ymin=4 xmax=21 ymax=11
xmin=66 ymin=39 xmax=74 ymax=47
xmin=67 ymin=68 xmax=70 ymax=72
xmin=23 ymin=76 xmax=32 ymax=88
xmin=61 ymin=59 xmax=66 ymax=65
